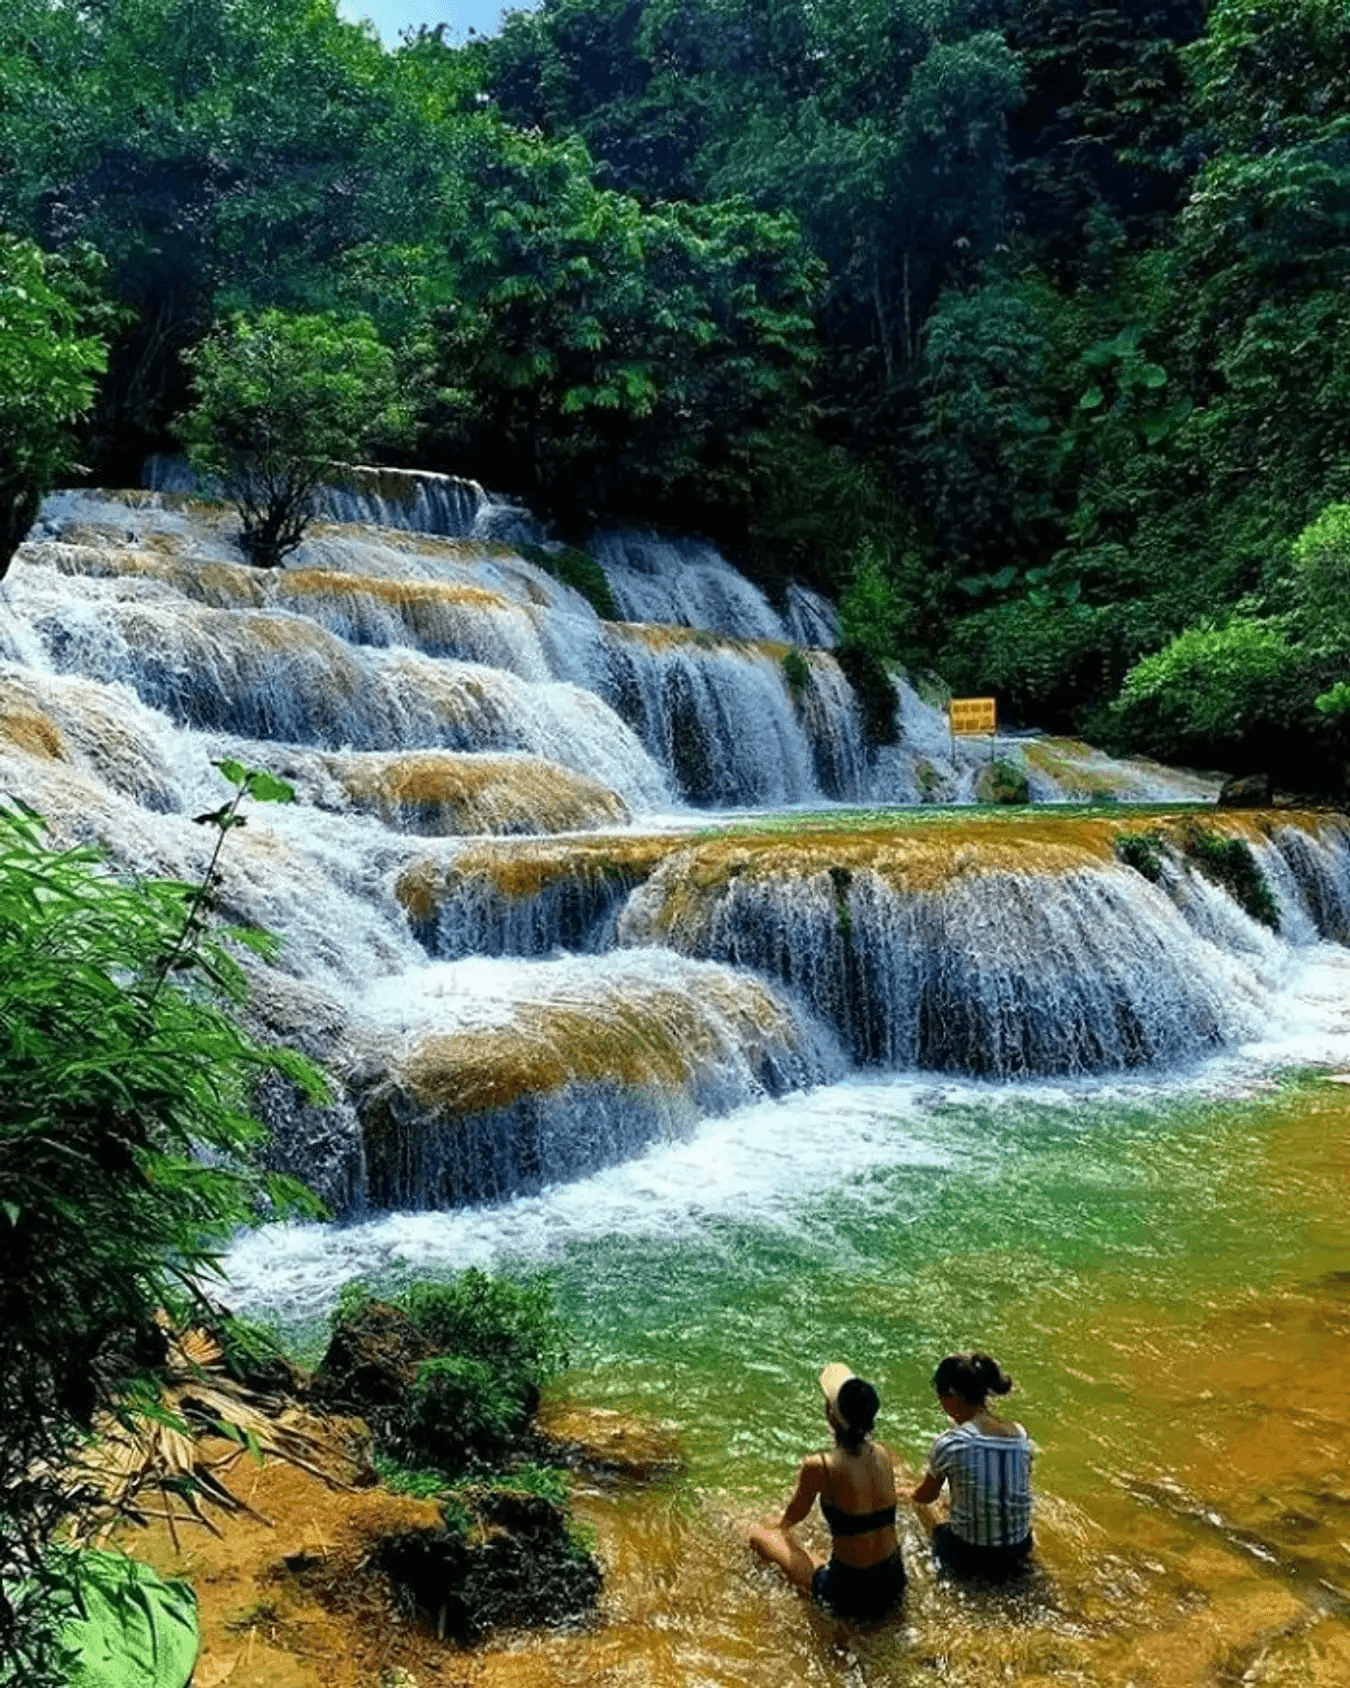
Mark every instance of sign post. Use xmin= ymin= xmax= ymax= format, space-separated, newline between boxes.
xmin=948 ymin=696 xmax=998 ymax=762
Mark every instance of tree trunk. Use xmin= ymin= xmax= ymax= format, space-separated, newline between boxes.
xmin=0 ymin=480 xmax=41 ymax=583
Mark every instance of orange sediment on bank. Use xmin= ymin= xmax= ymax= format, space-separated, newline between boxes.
xmin=328 ymin=752 xmax=629 ymax=837
xmin=277 ymin=570 xmax=510 ymax=616
xmin=395 ymin=808 xmax=1346 ymax=927
xmin=0 ymin=701 xmax=66 ymax=761
xmin=394 ymin=836 xmax=674 ymax=923
xmin=605 ymin=622 xmax=795 ymax=660
xmin=309 ymin=524 xmax=515 ymax=563
xmin=22 ymin=540 xmax=270 ymax=609
xmin=384 ymin=973 xmax=797 ymax=1118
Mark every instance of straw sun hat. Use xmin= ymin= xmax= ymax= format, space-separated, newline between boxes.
xmin=819 ymin=1363 xmax=857 ymax=1424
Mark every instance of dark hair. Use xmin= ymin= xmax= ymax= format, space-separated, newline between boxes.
xmin=932 ymin=1351 xmax=1013 ymax=1407
xmin=833 ymin=1376 xmax=880 ymax=1451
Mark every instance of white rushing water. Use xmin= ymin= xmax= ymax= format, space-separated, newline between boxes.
xmin=220 ymin=937 xmax=1350 ymax=1328
xmin=4 ymin=484 xmax=1348 ymax=1332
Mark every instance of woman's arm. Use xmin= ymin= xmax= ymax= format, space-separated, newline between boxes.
xmin=910 ymin=1470 xmax=944 ymax=1506
xmin=771 ymin=1454 xmax=825 ymax=1531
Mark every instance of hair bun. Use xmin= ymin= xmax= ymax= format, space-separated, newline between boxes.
xmin=973 ymin=1351 xmax=1013 ymax=1395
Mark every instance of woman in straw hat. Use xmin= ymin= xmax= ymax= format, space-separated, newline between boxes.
xmin=748 ymin=1363 xmax=906 ymax=1619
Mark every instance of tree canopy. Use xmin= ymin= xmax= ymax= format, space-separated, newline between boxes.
xmin=1 ymin=0 xmax=1346 ymax=786
xmin=0 ymin=236 xmax=108 ymax=579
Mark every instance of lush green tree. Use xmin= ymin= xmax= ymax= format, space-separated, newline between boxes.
xmin=1003 ymin=0 xmax=1206 ymax=281
xmin=1159 ymin=0 xmax=1350 ymax=577
xmin=0 ymin=0 xmax=454 ymax=478
xmin=177 ymin=310 xmax=413 ymax=567
xmin=913 ymin=273 xmax=1063 ymax=575
xmin=1108 ymin=616 xmax=1306 ymax=763
xmin=0 ymin=793 xmax=322 ymax=1685
xmin=0 ymin=236 xmax=109 ymax=580
xmin=424 ymin=129 xmax=821 ymax=529
xmin=479 ymin=0 xmax=1022 ymax=423
xmin=1291 ymin=502 xmax=1350 ymax=654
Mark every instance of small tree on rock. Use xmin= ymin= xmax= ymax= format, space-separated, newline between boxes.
xmin=177 ymin=309 xmax=412 ymax=569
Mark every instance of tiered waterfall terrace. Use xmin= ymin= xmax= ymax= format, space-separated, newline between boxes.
xmin=1 ymin=489 xmax=1346 ymax=1220
xmin=8 ymin=485 xmax=1350 ymax=1687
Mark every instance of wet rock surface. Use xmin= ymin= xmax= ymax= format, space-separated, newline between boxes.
xmin=974 ymin=757 xmax=1032 ymax=805
xmin=536 ymin=1402 xmax=684 ymax=1486
xmin=310 ymin=1300 xmax=436 ymax=1418
xmin=1219 ymin=772 xmax=1273 ymax=807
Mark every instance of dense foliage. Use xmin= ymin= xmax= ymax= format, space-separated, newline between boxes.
xmin=0 ymin=237 xmax=108 ymax=579
xmin=2 ymin=0 xmax=1347 ymax=786
xmin=0 ymin=798 xmax=321 ymax=1685
xmin=324 ymin=1270 xmax=570 ymax=1474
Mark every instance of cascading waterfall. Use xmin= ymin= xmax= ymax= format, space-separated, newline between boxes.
xmin=593 ymin=625 xmax=866 ymax=805
xmin=2 ymin=485 xmax=1347 ymax=1228
xmin=351 ymin=952 xmax=845 ymax=1208
xmin=144 ymin=453 xmax=494 ymax=539
xmin=9 ymin=472 xmax=1336 ymax=1687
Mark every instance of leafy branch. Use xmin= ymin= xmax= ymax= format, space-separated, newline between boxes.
xmin=146 ymin=760 xmax=296 ymax=1011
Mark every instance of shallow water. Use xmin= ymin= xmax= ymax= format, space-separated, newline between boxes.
xmin=506 ymin=1079 xmax=1350 ymax=1687
xmin=225 ymin=946 xmax=1350 ymax=1687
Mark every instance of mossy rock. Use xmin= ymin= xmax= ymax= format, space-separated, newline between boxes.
xmin=914 ymin=759 xmax=951 ymax=804
xmin=1178 ymin=820 xmax=1279 ymax=930
xmin=374 ymin=1486 xmax=602 ymax=1644
xmin=974 ymin=759 xmax=1030 ymax=805
xmin=310 ymin=1300 xmax=434 ymax=1415
xmin=516 ymin=542 xmax=616 ymax=620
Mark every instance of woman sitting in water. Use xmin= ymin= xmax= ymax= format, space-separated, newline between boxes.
xmin=749 ymin=1364 xmax=906 ymax=1619
xmin=910 ymin=1351 xmax=1034 ymax=1580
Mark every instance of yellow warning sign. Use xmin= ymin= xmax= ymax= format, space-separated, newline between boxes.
xmin=948 ymin=697 xmax=997 ymax=736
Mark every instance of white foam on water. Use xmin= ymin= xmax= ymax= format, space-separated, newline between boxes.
xmin=221 ymin=938 xmax=1350 ymax=1327
xmin=222 ymin=1076 xmax=957 ymax=1321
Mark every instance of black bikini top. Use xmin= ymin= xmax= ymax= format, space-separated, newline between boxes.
xmin=820 ymin=1497 xmax=898 ymax=1537
xmin=818 ymin=1453 xmax=897 ymax=1538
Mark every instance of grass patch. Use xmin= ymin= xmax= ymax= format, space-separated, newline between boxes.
xmin=517 ymin=542 xmax=617 ymax=620
xmin=1178 ymin=819 xmax=1280 ymax=930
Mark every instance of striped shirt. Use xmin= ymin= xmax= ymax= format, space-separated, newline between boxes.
xmin=927 ymin=1422 xmax=1034 ymax=1547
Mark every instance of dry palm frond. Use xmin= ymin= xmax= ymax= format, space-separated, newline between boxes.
xmin=54 ymin=1320 xmax=354 ymax=1546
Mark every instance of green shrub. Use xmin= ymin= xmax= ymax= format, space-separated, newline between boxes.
xmin=333 ymin=1278 xmax=376 ymax=1323
xmin=0 ymin=236 xmax=109 ymax=582
xmin=1109 ymin=616 xmax=1307 ymax=762
xmin=408 ymin=1356 xmax=522 ymax=1465
xmin=836 ymin=645 xmax=899 ymax=748
xmin=372 ymin=1454 xmax=453 ymax=1500
xmin=838 ymin=538 xmax=907 ymax=665
xmin=943 ymin=598 xmax=1124 ymax=732
xmin=516 ymin=542 xmax=617 ymax=620
xmin=974 ymin=759 xmax=1031 ymax=805
xmin=400 ymin=1270 xmax=569 ymax=1405
xmin=1178 ymin=821 xmax=1279 ymax=931
xmin=1315 ymin=680 xmax=1350 ymax=720
xmin=781 ymin=647 xmax=812 ymax=697
xmin=0 ymin=802 xmax=322 ymax=1685
xmin=1291 ymin=503 xmax=1350 ymax=655
xmin=1114 ymin=830 xmax=1169 ymax=882
xmin=178 ymin=309 xmax=411 ymax=568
